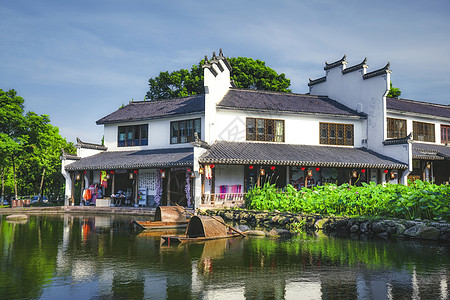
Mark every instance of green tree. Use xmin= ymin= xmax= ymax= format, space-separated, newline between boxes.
xmin=145 ymin=57 xmax=291 ymax=100
xmin=387 ymin=82 xmax=401 ymax=98
xmin=0 ymin=89 xmax=75 ymax=203
xmin=0 ymin=89 xmax=28 ymax=201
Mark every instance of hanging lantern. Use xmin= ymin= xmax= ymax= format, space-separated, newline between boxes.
xmin=315 ymin=167 xmax=320 ymax=172
xmin=110 ymin=170 xmax=114 ymax=174
xmin=76 ymin=174 xmax=81 ymax=180
xmin=134 ymin=170 xmax=138 ymax=174
xmin=361 ymin=169 xmax=366 ymax=173
xmin=390 ymin=171 xmax=397 ymax=179
xmin=301 ymin=167 xmax=306 ymax=171
xmin=106 ymin=174 xmax=110 ymax=180
xmin=307 ymin=169 xmax=313 ymax=177
xmin=198 ymin=167 xmax=205 ymax=175
xmin=129 ymin=172 xmax=134 ymax=180
xmin=190 ymin=171 xmax=196 ymax=178
xmin=426 ymin=162 xmax=431 ymax=169
xmin=210 ymin=164 xmax=215 ymax=169
xmin=249 ymin=165 xmax=254 ymax=170
xmin=352 ymin=171 xmax=358 ymax=178
xmin=187 ymin=168 xmax=191 ymax=172
xmin=83 ymin=171 xmax=87 ymax=174
xmin=270 ymin=166 xmax=275 ymax=171
xmin=260 ymin=168 xmax=266 ymax=176
xmin=160 ymin=169 xmax=166 ymax=179
xmin=384 ymin=169 xmax=389 ymax=174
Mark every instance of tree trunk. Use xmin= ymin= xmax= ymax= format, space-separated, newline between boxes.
xmin=38 ymin=168 xmax=46 ymax=204
xmin=1 ymin=167 xmax=4 ymax=206
xmin=12 ymin=155 xmax=18 ymax=200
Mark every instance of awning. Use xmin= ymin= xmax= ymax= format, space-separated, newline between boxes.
xmin=412 ymin=142 xmax=450 ymax=160
xmin=65 ymin=147 xmax=193 ymax=171
xmin=199 ymin=141 xmax=408 ymax=169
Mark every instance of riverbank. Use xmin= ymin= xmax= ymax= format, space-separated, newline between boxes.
xmin=0 ymin=206 xmax=157 ymax=216
xmin=203 ymin=208 xmax=450 ymax=242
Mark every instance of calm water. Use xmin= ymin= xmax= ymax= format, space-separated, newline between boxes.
xmin=0 ymin=214 xmax=449 ymax=300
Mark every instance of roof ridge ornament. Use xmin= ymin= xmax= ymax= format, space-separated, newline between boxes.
xmin=324 ymin=55 xmax=347 ymax=70
xmin=308 ymin=76 xmax=327 ymax=86
xmin=76 ymin=137 xmax=108 ymax=151
xmin=363 ymin=62 xmax=391 ymax=80
xmin=342 ymin=57 xmax=368 ymax=74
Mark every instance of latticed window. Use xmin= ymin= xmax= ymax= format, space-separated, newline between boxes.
xmin=441 ymin=125 xmax=450 ymax=144
xmin=170 ymin=118 xmax=201 ymax=144
xmin=413 ymin=121 xmax=435 ymax=142
xmin=118 ymin=124 xmax=148 ymax=147
xmin=320 ymin=123 xmax=353 ymax=146
xmin=387 ymin=118 xmax=407 ymax=139
xmin=246 ymin=118 xmax=284 ymax=142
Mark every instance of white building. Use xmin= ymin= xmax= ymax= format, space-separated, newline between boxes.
xmin=61 ymin=50 xmax=450 ymax=208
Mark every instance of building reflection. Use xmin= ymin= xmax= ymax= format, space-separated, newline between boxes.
xmin=29 ymin=216 xmax=448 ymax=299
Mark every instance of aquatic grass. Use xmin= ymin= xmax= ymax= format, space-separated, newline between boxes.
xmin=245 ymin=180 xmax=450 ymax=221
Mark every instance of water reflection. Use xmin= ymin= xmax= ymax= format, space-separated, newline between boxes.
xmin=0 ymin=214 xmax=449 ymax=299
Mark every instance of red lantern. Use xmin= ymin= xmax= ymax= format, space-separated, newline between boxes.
xmin=301 ymin=167 xmax=305 ymax=171
xmin=361 ymin=169 xmax=366 ymax=173
xmin=249 ymin=165 xmax=254 ymax=170
xmin=384 ymin=169 xmax=389 ymax=174
xmin=315 ymin=167 xmax=320 ymax=172
xmin=133 ymin=170 xmax=138 ymax=174
xmin=210 ymin=164 xmax=215 ymax=169
xmin=270 ymin=166 xmax=275 ymax=171
xmin=187 ymin=168 xmax=191 ymax=172
xmin=83 ymin=171 xmax=86 ymax=174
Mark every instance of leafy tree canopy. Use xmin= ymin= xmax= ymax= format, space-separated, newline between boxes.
xmin=0 ymin=89 xmax=75 ymax=202
xmin=146 ymin=57 xmax=291 ymax=100
xmin=387 ymin=82 xmax=401 ymax=98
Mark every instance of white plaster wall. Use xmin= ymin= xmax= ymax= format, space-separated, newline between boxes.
xmin=77 ymin=147 xmax=104 ymax=158
xmin=103 ymin=114 xmax=204 ymax=151
xmin=204 ymin=59 xmax=232 ymax=144
xmin=387 ymin=111 xmax=450 ymax=144
xmin=309 ymin=64 xmax=389 ymax=154
xmin=215 ymin=109 xmax=366 ymax=147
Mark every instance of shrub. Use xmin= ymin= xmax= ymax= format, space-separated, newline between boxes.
xmin=245 ymin=180 xmax=450 ymax=221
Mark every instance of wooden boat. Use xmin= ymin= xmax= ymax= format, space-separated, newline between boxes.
xmin=161 ymin=215 xmax=244 ymax=244
xmin=131 ymin=206 xmax=188 ymax=230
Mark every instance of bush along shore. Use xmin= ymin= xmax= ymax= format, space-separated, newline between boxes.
xmin=201 ymin=180 xmax=450 ymax=242
xmin=201 ymin=209 xmax=450 ymax=242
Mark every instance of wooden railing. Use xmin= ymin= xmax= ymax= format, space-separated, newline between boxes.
xmin=202 ymin=193 xmax=247 ymax=207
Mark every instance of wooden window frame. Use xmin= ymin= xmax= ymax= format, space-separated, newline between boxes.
xmin=320 ymin=122 xmax=353 ymax=146
xmin=170 ymin=118 xmax=201 ymax=144
xmin=441 ymin=124 xmax=450 ymax=144
xmin=117 ymin=124 xmax=148 ymax=147
xmin=413 ymin=121 xmax=435 ymax=143
xmin=246 ymin=118 xmax=285 ymax=142
xmin=387 ymin=118 xmax=407 ymax=139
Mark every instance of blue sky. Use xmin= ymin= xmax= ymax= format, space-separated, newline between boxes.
xmin=1 ymin=0 xmax=449 ymax=144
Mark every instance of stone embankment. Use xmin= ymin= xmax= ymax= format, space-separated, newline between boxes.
xmin=203 ymin=209 xmax=450 ymax=242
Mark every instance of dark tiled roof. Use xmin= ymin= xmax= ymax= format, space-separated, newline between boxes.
xmin=199 ymin=141 xmax=407 ymax=169
xmin=217 ymin=89 xmax=364 ymax=118
xmin=387 ymin=97 xmax=450 ymax=119
xmin=65 ymin=148 xmax=193 ymax=171
xmin=412 ymin=142 xmax=450 ymax=160
xmin=96 ymin=95 xmax=205 ymax=125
